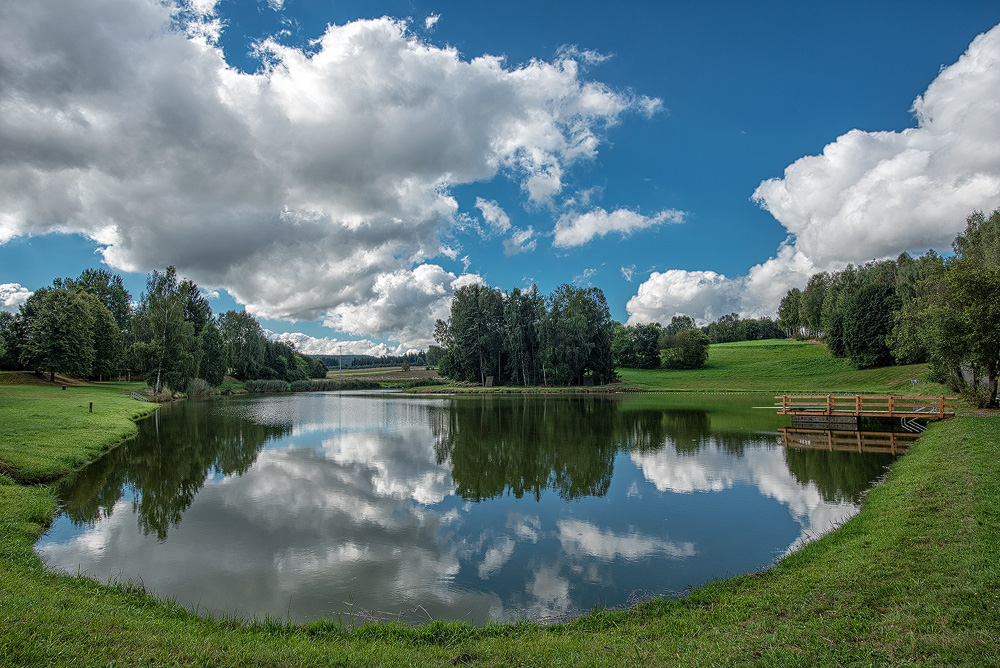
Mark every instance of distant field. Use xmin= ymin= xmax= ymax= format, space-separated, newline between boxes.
xmin=617 ymin=339 xmax=949 ymax=395
xmin=325 ymin=366 xmax=441 ymax=382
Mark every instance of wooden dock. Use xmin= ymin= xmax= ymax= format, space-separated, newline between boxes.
xmin=774 ymin=395 xmax=957 ymax=419
xmin=778 ymin=427 xmax=919 ymax=455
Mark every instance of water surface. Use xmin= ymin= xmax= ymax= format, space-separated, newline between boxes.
xmin=36 ymin=392 xmax=895 ymax=624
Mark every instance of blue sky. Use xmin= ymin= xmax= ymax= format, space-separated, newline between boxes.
xmin=2 ymin=1 xmax=999 ymax=354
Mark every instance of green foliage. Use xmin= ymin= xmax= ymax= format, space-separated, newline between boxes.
xmin=659 ymin=328 xmax=710 ymax=369
xmin=540 ymin=284 xmax=615 ymax=385
xmin=704 ymin=313 xmax=785 ymax=344
xmin=843 ymin=282 xmax=899 ymax=369
xmin=55 ymin=268 xmax=133 ymax=333
xmin=20 ymin=287 xmax=96 ymax=380
xmin=242 ymin=379 xmax=291 ymax=393
xmin=199 ymin=322 xmax=227 ymax=386
xmin=426 ymin=344 xmax=444 ymax=367
xmin=131 ymin=267 xmax=199 ymax=393
xmin=612 ymin=322 xmax=661 ymax=369
xmin=439 ymin=283 xmax=613 ymax=386
xmin=777 ymin=287 xmax=801 ymax=335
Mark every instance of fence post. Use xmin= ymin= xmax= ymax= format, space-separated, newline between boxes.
xmin=888 ymin=395 xmax=894 ymax=415
xmin=826 ymin=395 xmax=831 ymax=414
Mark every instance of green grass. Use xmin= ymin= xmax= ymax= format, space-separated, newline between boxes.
xmin=1 ymin=363 xmax=998 ymax=666
xmin=618 ymin=339 xmax=949 ymax=394
xmin=0 ymin=380 xmax=159 ymax=482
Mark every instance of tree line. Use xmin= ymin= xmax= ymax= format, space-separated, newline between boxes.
xmin=777 ymin=208 xmax=1000 ymax=408
xmin=0 ymin=266 xmax=327 ymax=393
xmin=433 ymin=283 xmax=616 ymax=386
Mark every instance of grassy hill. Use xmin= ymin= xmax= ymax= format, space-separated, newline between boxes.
xmin=618 ymin=339 xmax=949 ymax=394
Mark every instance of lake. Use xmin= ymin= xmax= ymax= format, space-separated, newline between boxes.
xmin=35 ymin=391 xmax=897 ymax=625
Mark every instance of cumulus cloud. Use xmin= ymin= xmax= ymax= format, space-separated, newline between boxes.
xmin=0 ymin=0 xmax=657 ymax=348
xmin=0 ymin=283 xmax=31 ymax=313
xmin=324 ymin=266 xmax=482 ymax=348
xmin=424 ymin=14 xmax=440 ymax=30
xmin=627 ymin=22 xmax=1000 ymax=324
xmin=625 ymin=269 xmax=741 ymax=326
xmin=266 ymin=331 xmax=407 ymax=357
xmin=553 ymin=207 xmax=685 ymax=248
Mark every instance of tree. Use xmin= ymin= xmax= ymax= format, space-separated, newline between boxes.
xmin=426 ymin=344 xmax=445 ymax=368
xmin=198 ymin=321 xmax=227 ymax=386
xmin=503 ymin=286 xmax=545 ymax=385
xmin=218 ymin=310 xmax=266 ymax=380
xmin=659 ymin=328 xmax=710 ymax=369
xmin=800 ymin=272 xmax=829 ymax=336
xmin=20 ymin=288 xmax=95 ymax=381
xmin=0 ymin=311 xmax=20 ymax=370
xmin=132 ymin=267 xmax=198 ymax=393
xmin=912 ymin=209 xmax=1000 ymax=407
xmin=81 ymin=291 xmax=124 ymax=380
xmin=777 ymin=288 xmax=801 ymax=337
xmin=663 ymin=315 xmax=696 ymax=337
xmin=56 ymin=268 xmax=132 ymax=333
xmin=540 ymin=285 xmax=615 ymax=385
xmin=842 ymin=282 xmax=899 ymax=369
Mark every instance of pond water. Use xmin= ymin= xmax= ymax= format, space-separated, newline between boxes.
xmin=36 ymin=391 xmax=896 ymax=624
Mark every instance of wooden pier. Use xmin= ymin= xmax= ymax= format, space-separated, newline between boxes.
xmin=778 ymin=427 xmax=920 ymax=455
xmin=774 ymin=394 xmax=956 ymax=431
xmin=774 ymin=395 xmax=956 ymax=419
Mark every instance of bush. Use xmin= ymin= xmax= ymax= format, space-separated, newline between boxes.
xmin=185 ymin=378 xmax=213 ymax=396
xmin=243 ymin=379 xmax=291 ymax=393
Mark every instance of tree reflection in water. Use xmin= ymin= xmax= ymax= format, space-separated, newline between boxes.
xmin=55 ymin=400 xmax=290 ymax=540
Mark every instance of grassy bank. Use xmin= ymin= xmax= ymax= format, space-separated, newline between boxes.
xmin=2 ymin=363 xmax=998 ymax=665
xmin=0 ymin=377 xmax=160 ymax=482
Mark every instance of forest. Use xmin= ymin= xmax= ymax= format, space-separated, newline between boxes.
xmin=0 ymin=266 xmax=327 ymax=394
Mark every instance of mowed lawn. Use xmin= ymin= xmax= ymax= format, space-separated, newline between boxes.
xmin=618 ymin=339 xmax=949 ymax=394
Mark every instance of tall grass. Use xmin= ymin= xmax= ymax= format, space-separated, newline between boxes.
xmin=244 ymin=378 xmax=384 ymax=393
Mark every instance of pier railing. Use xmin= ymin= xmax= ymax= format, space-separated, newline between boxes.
xmin=774 ymin=395 xmax=957 ymax=419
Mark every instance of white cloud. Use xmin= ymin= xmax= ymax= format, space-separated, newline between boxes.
xmin=557 ymin=519 xmax=696 ymax=561
xmin=0 ymin=283 xmax=31 ymax=313
xmin=628 ymin=22 xmax=1000 ymax=324
xmin=424 ymin=14 xmax=440 ymax=30
xmin=620 ymin=264 xmax=636 ymax=282
xmin=631 ymin=441 xmax=858 ymax=553
xmin=325 ymin=265 xmax=483 ymax=348
xmin=0 ymin=1 xmax=657 ymax=348
xmin=478 ymin=536 xmax=515 ymax=579
xmin=266 ymin=330 xmax=405 ymax=357
xmin=625 ymin=269 xmax=741 ymax=326
xmin=475 ymin=198 xmax=511 ymax=233
xmin=503 ymin=227 xmax=536 ymax=255
xmin=553 ymin=207 xmax=685 ymax=247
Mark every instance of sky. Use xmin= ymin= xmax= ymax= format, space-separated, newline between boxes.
xmin=2 ymin=0 xmax=999 ymax=356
